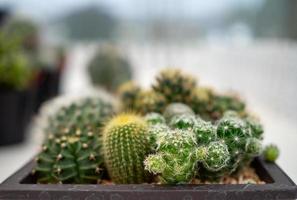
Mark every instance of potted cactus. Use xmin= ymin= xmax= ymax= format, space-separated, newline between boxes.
xmin=2 ymin=16 xmax=64 ymax=112
xmin=0 ymin=68 xmax=296 ymax=200
xmin=0 ymin=31 xmax=35 ymax=146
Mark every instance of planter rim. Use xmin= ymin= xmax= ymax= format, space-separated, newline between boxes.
xmin=0 ymin=157 xmax=297 ymax=200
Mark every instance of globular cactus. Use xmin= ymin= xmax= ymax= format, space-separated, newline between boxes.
xmin=193 ymin=118 xmax=217 ymax=145
xmin=145 ymin=112 xmax=166 ymax=126
xmin=199 ymin=141 xmax=230 ymax=172
xmin=34 ymin=95 xmax=114 ymax=184
xmin=88 ymin=46 xmax=133 ymax=92
xmin=152 ymin=68 xmax=196 ymax=104
xmin=144 ymin=129 xmax=198 ymax=184
xmin=35 ymin=127 xmax=104 ymax=184
xmin=263 ymin=144 xmax=279 ymax=162
xmin=117 ymin=81 xmax=141 ymax=111
xmin=245 ymin=116 xmax=264 ymax=140
xmin=102 ymin=113 xmax=151 ymax=183
xmin=134 ymin=90 xmax=166 ymax=114
xmin=163 ymin=103 xmax=194 ymax=122
xmin=169 ymin=113 xmax=197 ymax=130
xmin=216 ymin=116 xmax=251 ymax=158
xmin=45 ymin=97 xmax=114 ymax=138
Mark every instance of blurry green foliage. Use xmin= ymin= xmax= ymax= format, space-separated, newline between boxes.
xmin=0 ymin=32 xmax=32 ymax=90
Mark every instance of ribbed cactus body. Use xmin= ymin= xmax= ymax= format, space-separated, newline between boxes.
xmin=35 ymin=96 xmax=114 ymax=184
xmin=103 ymin=113 xmax=151 ymax=183
xmin=35 ymin=129 xmax=103 ymax=183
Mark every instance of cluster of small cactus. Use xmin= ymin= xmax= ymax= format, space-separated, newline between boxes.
xmin=88 ymin=45 xmax=133 ymax=92
xmin=118 ymin=68 xmax=246 ymax=121
xmin=144 ymin=103 xmax=264 ymax=183
xmin=34 ymin=96 xmax=114 ymax=183
xmin=33 ymin=67 xmax=281 ymax=185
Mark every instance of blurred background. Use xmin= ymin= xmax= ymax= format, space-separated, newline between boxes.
xmin=0 ymin=0 xmax=297 ymax=183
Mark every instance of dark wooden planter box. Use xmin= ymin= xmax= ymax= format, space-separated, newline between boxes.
xmin=0 ymin=157 xmax=296 ymax=200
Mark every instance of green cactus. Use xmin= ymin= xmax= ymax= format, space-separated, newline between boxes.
xmin=134 ymin=90 xmax=166 ymax=114
xmin=45 ymin=97 xmax=114 ymax=137
xmin=245 ymin=116 xmax=264 ymax=139
xmin=163 ymin=103 xmax=194 ymax=122
xmin=144 ymin=129 xmax=198 ymax=184
xmin=117 ymin=81 xmax=141 ymax=111
xmin=152 ymin=68 xmax=196 ymax=104
xmin=145 ymin=112 xmax=166 ymax=126
xmin=200 ymin=141 xmax=230 ymax=172
xmin=102 ymin=113 xmax=151 ymax=183
xmin=88 ymin=46 xmax=133 ymax=92
xmin=35 ymin=130 xmax=104 ymax=184
xmin=169 ymin=113 xmax=197 ymax=130
xmin=216 ymin=116 xmax=251 ymax=157
xmin=193 ymin=118 xmax=217 ymax=145
xmin=263 ymin=144 xmax=279 ymax=162
xmin=34 ymin=96 xmax=114 ymax=184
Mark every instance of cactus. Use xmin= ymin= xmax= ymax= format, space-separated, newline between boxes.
xmin=134 ymin=90 xmax=166 ymax=114
xmin=102 ymin=113 xmax=151 ymax=183
xmin=144 ymin=129 xmax=198 ymax=184
xmin=169 ymin=113 xmax=196 ymax=130
xmin=190 ymin=87 xmax=246 ymax=122
xmin=163 ymin=103 xmax=194 ymax=122
xmin=152 ymin=68 xmax=196 ymax=104
xmin=245 ymin=116 xmax=264 ymax=139
xmin=117 ymin=81 xmax=141 ymax=111
xmin=145 ymin=112 xmax=166 ymax=126
xmin=34 ymin=129 xmax=104 ymax=184
xmin=34 ymin=96 xmax=114 ymax=184
xmin=45 ymin=97 xmax=114 ymax=137
xmin=88 ymin=46 xmax=133 ymax=92
xmin=263 ymin=144 xmax=279 ymax=162
xmin=193 ymin=118 xmax=217 ymax=145
xmin=199 ymin=141 xmax=230 ymax=172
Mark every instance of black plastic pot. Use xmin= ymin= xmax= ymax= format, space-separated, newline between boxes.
xmin=34 ymin=68 xmax=60 ymax=112
xmin=0 ymin=157 xmax=296 ymax=200
xmin=0 ymin=88 xmax=34 ymax=146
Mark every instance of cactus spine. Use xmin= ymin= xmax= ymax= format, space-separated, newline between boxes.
xmin=102 ymin=113 xmax=151 ymax=183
